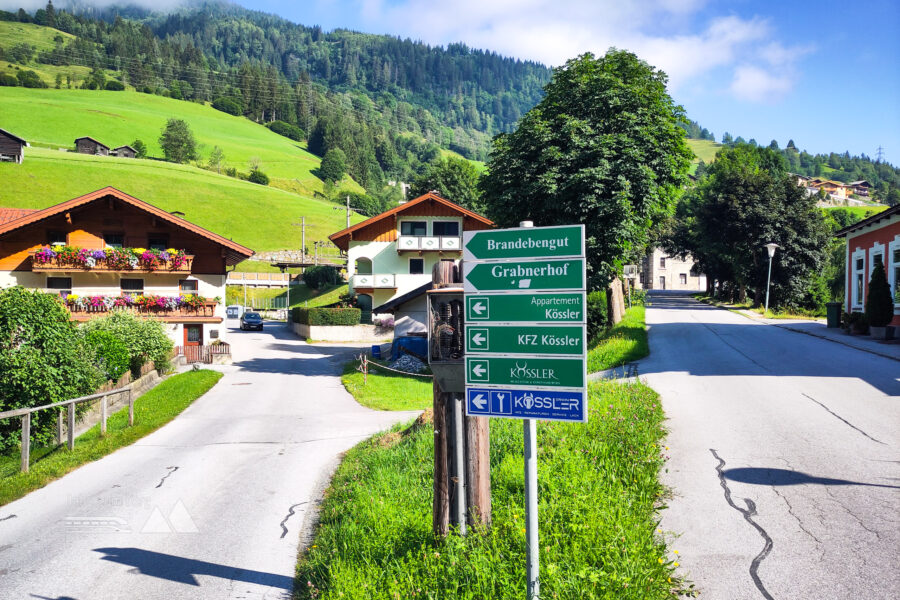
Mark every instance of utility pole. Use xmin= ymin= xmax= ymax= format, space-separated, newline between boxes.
xmin=876 ymin=146 xmax=885 ymax=163
xmin=291 ymin=217 xmax=306 ymax=260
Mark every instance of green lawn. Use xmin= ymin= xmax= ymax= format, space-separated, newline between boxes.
xmin=340 ymin=359 xmax=432 ymax=411
xmin=0 ymin=148 xmax=363 ymax=253
xmin=821 ymin=205 xmax=887 ymax=221
xmin=296 ymin=379 xmax=687 ymax=599
xmin=587 ymin=306 xmax=649 ymax=373
xmin=226 ymin=283 xmax=348 ymax=309
xmin=0 ymin=370 xmax=222 ymax=506
xmin=0 ymin=21 xmax=75 ymax=48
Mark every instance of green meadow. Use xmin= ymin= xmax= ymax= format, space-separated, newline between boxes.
xmin=0 ymin=148 xmax=363 ymax=254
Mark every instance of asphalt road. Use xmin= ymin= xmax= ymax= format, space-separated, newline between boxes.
xmin=641 ymin=293 xmax=900 ymax=600
xmin=0 ymin=322 xmax=417 ymax=600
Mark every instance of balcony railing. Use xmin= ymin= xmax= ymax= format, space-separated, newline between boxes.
xmin=352 ymin=274 xmax=396 ymax=289
xmin=30 ymin=247 xmax=194 ymax=274
xmin=64 ymin=297 xmax=219 ymax=321
xmin=397 ymin=236 xmax=461 ymax=252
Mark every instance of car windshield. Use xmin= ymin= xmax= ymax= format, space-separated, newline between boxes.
xmin=245 ymin=313 xmax=261 ymax=319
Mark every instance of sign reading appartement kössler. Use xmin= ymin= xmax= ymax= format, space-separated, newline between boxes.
xmin=462 ymin=224 xmax=587 ymax=423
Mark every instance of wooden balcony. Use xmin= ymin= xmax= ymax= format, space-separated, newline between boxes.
xmin=67 ymin=301 xmax=220 ymax=322
xmin=30 ymin=252 xmax=194 ymax=274
xmin=397 ymin=236 xmax=461 ymax=253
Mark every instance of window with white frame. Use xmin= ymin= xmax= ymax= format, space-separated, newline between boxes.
xmin=892 ymin=245 xmax=900 ymax=302
xmin=851 ymin=250 xmax=865 ymax=308
xmin=679 ymin=273 xmax=687 ymax=285
xmin=432 ymin=221 xmax=460 ymax=236
xmin=409 ymin=258 xmax=424 ymax=274
xmin=400 ymin=221 xmax=427 ymax=236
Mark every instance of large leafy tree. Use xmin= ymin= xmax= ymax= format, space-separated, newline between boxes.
xmin=408 ymin=156 xmax=483 ymax=212
xmin=667 ymin=144 xmax=829 ymax=308
xmin=159 ymin=118 xmax=197 ymax=164
xmin=480 ymin=50 xmax=693 ymax=290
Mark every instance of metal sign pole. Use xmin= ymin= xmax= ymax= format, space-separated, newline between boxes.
xmin=524 ymin=417 xmax=539 ymax=598
xmin=518 ymin=220 xmax=539 ymax=599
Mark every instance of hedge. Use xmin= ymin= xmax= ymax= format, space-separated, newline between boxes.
xmin=292 ymin=307 xmax=361 ymax=326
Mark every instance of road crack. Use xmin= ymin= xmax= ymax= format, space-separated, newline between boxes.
xmin=155 ymin=466 xmax=179 ymax=488
xmin=824 ymin=487 xmax=883 ymax=541
xmin=801 ymin=393 xmax=885 ymax=445
xmin=280 ymin=502 xmax=308 ymax=539
xmin=710 ymin=449 xmax=775 ymax=600
xmin=0 ymin=514 xmax=16 ymax=522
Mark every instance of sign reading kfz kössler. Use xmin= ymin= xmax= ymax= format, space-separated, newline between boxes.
xmin=463 ymin=224 xmax=587 ymax=423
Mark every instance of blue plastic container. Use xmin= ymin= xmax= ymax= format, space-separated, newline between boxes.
xmin=391 ymin=336 xmax=428 ymax=361
xmin=371 ymin=344 xmax=382 ymax=359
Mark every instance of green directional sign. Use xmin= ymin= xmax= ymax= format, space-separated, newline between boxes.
xmin=463 ymin=258 xmax=584 ymax=292
xmin=466 ymin=293 xmax=585 ymax=323
xmin=466 ymin=356 xmax=585 ymax=388
xmin=463 ymin=225 xmax=584 ymax=261
xmin=466 ymin=325 xmax=585 ymax=355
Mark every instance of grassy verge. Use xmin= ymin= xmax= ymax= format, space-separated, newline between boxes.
xmin=295 ymin=380 xmax=687 ymax=599
xmin=341 ymin=359 xmax=432 ymax=411
xmin=694 ymin=295 xmax=824 ymax=319
xmin=226 ymin=283 xmax=347 ymax=309
xmin=0 ymin=370 xmax=222 ymax=506
xmin=587 ymin=306 xmax=649 ymax=373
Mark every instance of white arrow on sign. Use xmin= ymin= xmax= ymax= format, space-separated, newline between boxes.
xmin=472 ymin=332 xmax=486 ymax=346
xmin=472 ymin=394 xmax=487 ymax=409
xmin=472 ymin=364 xmax=487 ymax=377
xmin=471 ymin=301 xmax=486 ymax=315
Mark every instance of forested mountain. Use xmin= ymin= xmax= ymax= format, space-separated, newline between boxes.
xmin=1 ymin=0 xmax=549 ymax=189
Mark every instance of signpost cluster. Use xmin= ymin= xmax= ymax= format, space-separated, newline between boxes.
xmin=462 ymin=223 xmax=587 ymax=599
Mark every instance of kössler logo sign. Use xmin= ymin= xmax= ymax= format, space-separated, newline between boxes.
xmin=466 ymin=387 xmax=586 ymax=422
xmin=463 ymin=225 xmax=584 ymax=261
xmin=466 ymin=356 xmax=584 ymax=388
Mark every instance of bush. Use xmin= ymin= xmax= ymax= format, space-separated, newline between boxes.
xmin=131 ymin=139 xmax=147 ymax=158
xmin=0 ymin=73 xmax=17 ymax=86
xmin=319 ymin=148 xmax=347 ymax=183
xmin=16 ymin=69 xmax=46 ymax=88
xmin=212 ymin=96 xmax=243 ymax=116
xmin=586 ymin=290 xmax=608 ymax=340
xmin=159 ymin=118 xmax=197 ymax=164
xmin=266 ymin=120 xmax=305 ymax=141
xmin=629 ymin=287 xmax=648 ymax=307
xmin=303 ymin=265 xmax=341 ymax=289
xmin=0 ymin=287 xmax=100 ymax=451
xmin=865 ymin=261 xmax=894 ymax=327
xmin=247 ymin=169 xmax=270 ymax=185
xmin=83 ymin=329 xmax=130 ymax=381
xmin=292 ymin=307 xmax=361 ymax=326
xmin=104 ymin=80 xmax=125 ymax=91
xmin=80 ymin=310 xmax=174 ymax=376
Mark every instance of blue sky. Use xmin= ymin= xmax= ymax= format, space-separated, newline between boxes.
xmin=235 ymin=0 xmax=900 ymax=164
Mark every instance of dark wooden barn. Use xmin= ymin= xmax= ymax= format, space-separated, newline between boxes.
xmin=75 ymin=136 xmax=109 ymax=156
xmin=0 ymin=128 xmax=27 ymax=164
xmin=113 ymin=145 xmax=137 ymax=158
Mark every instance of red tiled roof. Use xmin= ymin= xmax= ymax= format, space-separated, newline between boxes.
xmin=0 ymin=207 xmax=39 ymax=226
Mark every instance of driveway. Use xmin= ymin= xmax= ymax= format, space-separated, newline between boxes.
xmin=0 ymin=322 xmax=418 ymax=600
xmin=640 ymin=293 xmax=900 ymax=599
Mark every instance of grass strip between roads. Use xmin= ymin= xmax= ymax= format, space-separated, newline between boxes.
xmin=341 ymin=359 xmax=432 ymax=412
xmin=587 ymin=306 xmax=649 ymax=373
xmin=296 ymin=380 xmax=689 ymax=599
xmin=0 ymin=370 xmax=223 ymax=506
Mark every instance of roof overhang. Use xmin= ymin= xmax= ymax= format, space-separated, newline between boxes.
xmin=0 ymin=187 xmax=255 ymax=266
xmin=329 ymin=192 xmax=493 ymax=251
xmin=834 ymin=204 xmax=900 ymax=238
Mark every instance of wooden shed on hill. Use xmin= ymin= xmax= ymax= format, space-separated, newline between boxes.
xmin=113 ymin=145 xmax=137 ymax=158
xmin=75 ymin=136 xmax=109 ymax=156
xmin=0 ymin=128 xmax=27 ymax=164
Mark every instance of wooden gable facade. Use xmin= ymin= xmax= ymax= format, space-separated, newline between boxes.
xmin=0 ymin=128 xmax=26 ymax=164
xmin=75 ymin=137 xmax=109 ymax=156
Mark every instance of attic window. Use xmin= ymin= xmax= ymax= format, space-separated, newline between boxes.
xmin=400 ymin=221 xmax=427 ymax=236
xmin=432 ymin=221 xmax=459 ymax=236
xmin=148 ymin=235 xmax=168 ymax=251
xmin=104 ymin=233 xmax=124 ymax=249
xmin=48 ymin=231 xmax=66 ymax=246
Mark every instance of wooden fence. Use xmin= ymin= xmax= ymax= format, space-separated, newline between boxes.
xmin=175 ymin=342 xmax=231 ymax=364
xmin=0 ymin=386 xmax=133 ymax=473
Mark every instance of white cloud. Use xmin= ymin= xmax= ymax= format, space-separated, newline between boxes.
xmin=729 ymin=65 xmax=792 ymax=103
xmin=342 ymin=0 xmax=811 ymax=103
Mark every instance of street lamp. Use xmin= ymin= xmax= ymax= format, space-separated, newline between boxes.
xmin=764 ymin=243 xmax=779 ymax=315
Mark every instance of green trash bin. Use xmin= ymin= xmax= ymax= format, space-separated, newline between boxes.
xmin=825 ymin=302 xmax=842 ymax=328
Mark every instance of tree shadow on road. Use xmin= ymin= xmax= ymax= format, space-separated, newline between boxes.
xmin=723 ymin=467 xmax=900 ymax=489
xmin=93 ymin=547 xmax=293 ymax=589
